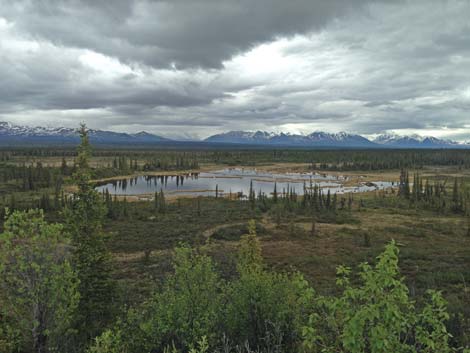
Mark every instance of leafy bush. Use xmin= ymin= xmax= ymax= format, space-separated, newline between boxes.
xmin=223 ymin=221 xmax=314 ymax=350
xmin=0 ymin=209 xmax=79 ymax=353
xmin=303 ymin=241 xmax=459 ymax=353
xmin=102 ymin=246 xmax=223 ymax=353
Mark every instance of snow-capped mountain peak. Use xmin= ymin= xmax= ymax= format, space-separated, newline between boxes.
xmin=205 ymin=130 xmax=375 ymax=147
xmin=374 ymin=133 xmax=461 ymax=147
xmin=0 ymin=121 xmax=170 ymax=144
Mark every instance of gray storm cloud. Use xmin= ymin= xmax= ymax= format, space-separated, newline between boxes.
xmin=2 ymin=0 xmax=380 ymax=69
xmin=0 ymin=0 xmax=469 ymax=140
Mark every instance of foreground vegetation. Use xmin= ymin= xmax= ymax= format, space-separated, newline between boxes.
xmin=1 ymin=126 xmax=470 ymax=352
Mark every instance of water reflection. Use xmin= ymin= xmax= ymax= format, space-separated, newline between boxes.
xmin=95 ymin=168 xmax=395 ymax=198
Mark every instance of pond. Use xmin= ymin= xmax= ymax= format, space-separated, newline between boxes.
xmin=95 ymin=168 xmax=395 ymax=198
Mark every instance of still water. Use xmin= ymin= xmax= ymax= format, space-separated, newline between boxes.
xmin=95 ymin=168 xmax=395 ymax=198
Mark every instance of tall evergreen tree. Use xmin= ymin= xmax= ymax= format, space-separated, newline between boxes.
xmin=404 ymin=171 xmax=411 ymax=199
xmin=311 ymin=212 xmax=316 ymax=237
xmin=451 ymin=178 xmax=463 ymax=213
xmin=158 ymin=189 xmax=166 ymax=213
xmin=273 ymin=182 xmax=278 ymax=203
xmin=248 ymin=180 xmax=256 ymax=210
xmin=61 ymin=157 xmax=68 ymax=176
xmin=64 ymin=124 xmax=116 ymax=345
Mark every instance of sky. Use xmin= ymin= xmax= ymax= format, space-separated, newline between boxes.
xmin=0 ymin=0 xmax=469 ymax=141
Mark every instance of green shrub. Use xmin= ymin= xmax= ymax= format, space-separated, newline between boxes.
xmin=303 ymin=241 xmax=456 ymax=353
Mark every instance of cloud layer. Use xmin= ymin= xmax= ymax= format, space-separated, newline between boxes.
xmin=1 ymin=0 xmax=469 ymax=140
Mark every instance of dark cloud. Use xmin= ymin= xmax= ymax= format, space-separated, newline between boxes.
xmin=1 ymin=0 xmax=470 ymax=140
xmin=2 ymin=0 xmax=393 ymax=69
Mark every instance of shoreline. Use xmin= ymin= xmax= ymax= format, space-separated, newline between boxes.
xmin=90 ymin=163 xmax=399 ymax=200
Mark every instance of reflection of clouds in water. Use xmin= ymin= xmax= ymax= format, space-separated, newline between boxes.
xmin=95 ymin=169 xmax=395 ymax=197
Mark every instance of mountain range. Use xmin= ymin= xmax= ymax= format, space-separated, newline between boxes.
xmin=0 ymin=121 xmax=468 ymax=149
xmin=0 ymin=121 xmax=170 ymax=145
xmin=205 ymin=131 xmax=375 ymax=147
xmin=204 ymin=130 xmax=468 ymax=148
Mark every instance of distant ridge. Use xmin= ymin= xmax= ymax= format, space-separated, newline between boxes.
xmin=205 ymin=130 xmax=469 ymax=149
xmin=373 ymin=133 xmax=461 ymax=148
xmin=0 ymin=121 xmax=469 ymax=148
xmin=205 ymin=130 xmax=375 ymax=147
xmin=0 ymin=121 xmax=170 ymax=145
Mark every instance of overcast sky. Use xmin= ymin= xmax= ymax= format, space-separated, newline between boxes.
xmin=1 ymin=0 xmax=469 ymax=140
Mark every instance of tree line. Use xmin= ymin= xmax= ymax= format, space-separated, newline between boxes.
xmin=4 ymin=148 xmax=470 ymax=171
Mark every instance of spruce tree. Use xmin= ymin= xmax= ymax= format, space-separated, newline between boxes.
xmin=64 ymin=124 xmax=116 ymax=345
xmin=158 ymin=189 xmax=166 ymax=213
xmin=452 ymin=178 xmax=461 ymax=213
xmin=273 ymin=182 xmax=278 ymax=203
xmin=122 ymin=197 xmax=129 ymax=218
xmin=405 ymin=171 xmax=411 ymax=199
xmin=61 ymin=157 xmax=68 ymax=176
xmin=248 ymin=180 xmax=255 ymax=210
xmin=398 ymin=169 xmax=406 ymax=197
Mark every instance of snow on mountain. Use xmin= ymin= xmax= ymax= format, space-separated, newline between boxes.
xmin=373 ymin=133 xmax=463 ymax=148
xmin=305 ymin=131 xmax=374 ymax=146
xmin=205 ymin=130 xmax=376 ymax=147
xmin=204 ymin=130 xmax=276 ymax=144
xmin=0 ymin=121 xmax=170 ymax=145
xmin=206 ymin=130 xmax=470 ymax=148
xmin=0 ymin=121 xmax=76 ymax=137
